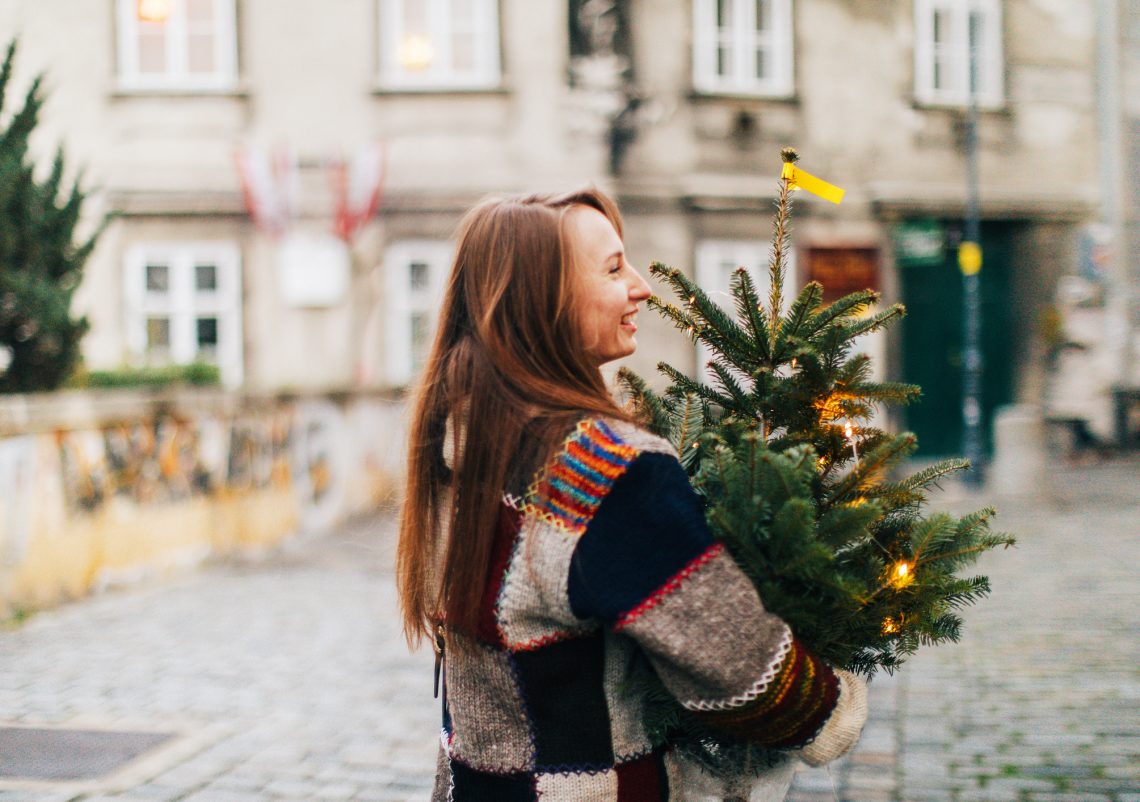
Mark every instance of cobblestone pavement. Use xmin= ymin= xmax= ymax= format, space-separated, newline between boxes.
xmin=1 ymin=458 xmax=1137 ymax=802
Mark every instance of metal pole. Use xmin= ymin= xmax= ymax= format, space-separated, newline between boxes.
xmin=961 ymin=10 xmax=984 ymax=488
xmin=1096 ymin=0 xmax=1133 ymax=442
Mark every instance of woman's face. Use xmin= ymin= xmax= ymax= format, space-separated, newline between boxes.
xmin=567 ymin=205 xmax=651 ymax=366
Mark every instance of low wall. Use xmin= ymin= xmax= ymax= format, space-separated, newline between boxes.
xmin=0 ymin=388 xmax=407 ymax=616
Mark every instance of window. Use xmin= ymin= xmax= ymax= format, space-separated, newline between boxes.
xmin=694 ymin=240 xmax=796 ymax=380
xmin=692 ymin=0 xmax=794 ymax=96
xmin=914 ymin=0 xmax=1003 ymax=107
xmin=383 ymin=241 xmax=452 ymax=385
xmin=116 ymin=0 xmax=238 ymax=91
xmin=124 ymin=243 xmax=242 ymax=385
xmin=378 ymin=0 xmax=501 ymax=90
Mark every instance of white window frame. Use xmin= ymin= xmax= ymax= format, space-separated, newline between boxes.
xmin=694 ymin=240 xmax=796 ymax=381
xmin=692 ymin=0 xmax=795 ymax=97
xmin=378 ymin=0 xmax=502 ymax=91
xmin=124 ymin=242 xmax=243 ymax=386
xmin=383 ymin=240 xmax=452 ymax=386
xmin=116 ymin=0 xmax=238 ymax=92
xmin=914 ymin=0 xmax=1003 ymax=108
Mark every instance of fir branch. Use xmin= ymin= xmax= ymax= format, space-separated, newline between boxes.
xmin=731 ymin=267 xmax=772 ymax=362
xmin=657 ymin=362 xmax=731 ymax=410
xmin=801 ymin=290 xmax=880 ymax=340
xmin=779 ymin=282 xmax=825 ymax=345
xmin=767 ymin=150 xmax=798 ymax=352
xmin=841 ymin=304 xmax=907 ymax=340
xmin=708 ymin=361 xmax=752 ymax=410
xmin=617 ymin=367 xmax=673 ymax=438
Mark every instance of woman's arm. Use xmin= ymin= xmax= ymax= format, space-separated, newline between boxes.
xmin=567 ymin=448 xmax=866 ymax=761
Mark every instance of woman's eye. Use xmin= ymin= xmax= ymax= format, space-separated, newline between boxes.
xmin=609 ymin=263 xmax=622 ymax=274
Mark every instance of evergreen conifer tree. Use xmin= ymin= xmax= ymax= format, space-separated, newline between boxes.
xmin=0 ymin=40 xmax=101 ymax=393
xmin=620 ymin=148 xmax=1014 ymax=770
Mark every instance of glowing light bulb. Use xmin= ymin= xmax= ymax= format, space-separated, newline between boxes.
xmin=881 ymin=617 xmax=898 ymax=635
xmin=891 ymin=560 xmax=914 ymax=588
xmin=137 ymin=0 xmax=171 ymax=22
xmin=399 ymin=35 xmax=435 ymax=71
xmin=844 ymin=421 xmax=860 ymax=465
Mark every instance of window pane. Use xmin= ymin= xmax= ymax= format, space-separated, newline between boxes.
xmin=717 ymin=42 xmax=730 ymax=76
xmin=146 ymin=264 xmax=170 ymax=293
xmin=755 ymin=0 xmax=770 ymax=32
xmin=146 ymin=317 xmax=171 ymax=351
xmin=451 ymin=0 xmax=474 ymax=26
xmin=403 ymin=0 xmax=430 ymax=35
xmin=138 ymin=28 xmax=167 ymax=74
xmin=187 ymin=33 xmax=217 ymax=73
xmin=409 ymin=261 xmax=429 ymax=292
xmin=196 ymin=317 xmax=219 ymax=348
xmin=933 ymin=9 xmax=949 ymax=44
xmin=186 ymin=0 xmax=215 ymax=23
xmin=932 ymin=10 xmax=952 ymax=91
xmin=755 ymin=46 xmax=768 ymax=79
xmin=410 ymin=312 xmax=429 ymax=371
xmin=452 ymin=33 xmax=476 ymax=72
xmin=195 ymin=263 xmax=218 ymax=292
xmin=717 ymin=0 xmax=733 ymax=28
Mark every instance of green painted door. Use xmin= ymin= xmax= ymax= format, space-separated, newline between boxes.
xmin=897 ymin=221 xmax=1017 ymax=458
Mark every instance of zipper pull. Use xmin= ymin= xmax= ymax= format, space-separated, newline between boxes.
xmin=432 ymin=622 xmax=445 ymax=699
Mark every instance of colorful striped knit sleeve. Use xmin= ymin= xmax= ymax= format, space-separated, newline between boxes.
xmin=567 ymin=449 xmax=841 ymax=751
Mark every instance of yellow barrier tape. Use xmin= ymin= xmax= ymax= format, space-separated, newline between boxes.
xmin=781 ymin=162 xmax=845 ymax=204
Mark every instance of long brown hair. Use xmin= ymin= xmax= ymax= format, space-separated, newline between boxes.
xmin=397 ymin=188 xmax=634 ymax=646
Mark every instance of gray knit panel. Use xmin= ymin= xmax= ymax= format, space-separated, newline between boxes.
xmin=445 ymin=636 xmax=536 ymax=772
xmin=602 ymin=418 xmax=677 ymax=457
xmin=497 ymin=515 xmax=594 ymax=650
xmin=432 ymin=744 xmax=451 ymax=802
xmin=602 ymin=631 xmax=654 ymax=760
xmin=535 ymin=769 xmax=619 ymax=799
xmin=622 ymin=550 xmax=792 ymax=710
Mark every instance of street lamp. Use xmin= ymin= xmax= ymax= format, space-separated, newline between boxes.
xmin=961 ymin=10 xmax=984 ymax=488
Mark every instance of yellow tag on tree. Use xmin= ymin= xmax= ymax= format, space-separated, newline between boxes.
xmin=958 ymin=241 xmax=983 ymax=275
xmin=781 ymin=163 xmax=845 ymax=204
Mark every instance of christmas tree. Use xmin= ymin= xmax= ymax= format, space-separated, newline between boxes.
xmin=620 ymin=148 xmax=1014 ymax=769
xmin=0 ymin=40 xmax=101 ymax=393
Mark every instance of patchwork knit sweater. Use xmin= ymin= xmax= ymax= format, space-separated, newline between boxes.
xmin=433 ymin=417 xmax=864 ymax=802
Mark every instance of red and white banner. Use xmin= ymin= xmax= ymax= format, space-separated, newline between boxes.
xmin=329 ymin=142 xmax=388 ymax=243
xmin=235 ymin=144 xmax=299 ymax=237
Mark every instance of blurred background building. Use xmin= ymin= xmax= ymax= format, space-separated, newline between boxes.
xmin=0 ymin=0 xmax=1136 ymax=453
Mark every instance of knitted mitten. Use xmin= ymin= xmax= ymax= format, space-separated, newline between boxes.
xmin=797 ymin=670 xmax=868 ymax=767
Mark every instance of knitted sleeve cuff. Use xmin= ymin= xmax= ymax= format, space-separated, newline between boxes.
xmin=797 ymin=669 xmax=868 ymax=767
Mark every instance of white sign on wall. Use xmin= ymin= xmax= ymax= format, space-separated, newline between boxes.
xmin=277 ymin=233 xmax=351 ymax=308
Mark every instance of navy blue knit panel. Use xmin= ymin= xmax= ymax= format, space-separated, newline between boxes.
xmin=510 ymin=633 xmax=615 ymax=770
xmin=449 ymin=759 xmax=537 ymax=801
xmin=567 ymin=451 xmax=714 ymax=624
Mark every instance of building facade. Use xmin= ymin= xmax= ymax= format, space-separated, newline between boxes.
xmin=0 ymin=0 xmax=1127 ymax=457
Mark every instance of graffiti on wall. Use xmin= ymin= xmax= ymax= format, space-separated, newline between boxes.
xmin=0 ymin=436 xmax=36 ymax=565
xmin=291 ymin=399 xmax=347 ymax=532
xmin=58 ymin=411 xmax=293 ymax=512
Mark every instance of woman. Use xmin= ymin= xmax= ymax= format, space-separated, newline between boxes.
xmin=398 ymin=189 xmax=867 ymax=801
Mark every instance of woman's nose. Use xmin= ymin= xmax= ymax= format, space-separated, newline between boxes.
xmin=629 ymin=267 xmax=651 ymax=300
